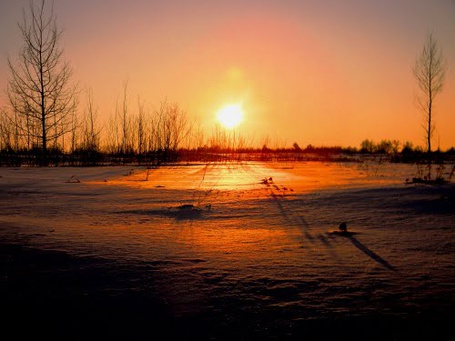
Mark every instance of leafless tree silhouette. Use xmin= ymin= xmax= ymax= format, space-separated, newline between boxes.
xmin=82 ymin=88 xmax=101 ymax=151
xmin=413 ymin=33 xmax=446 ymax=155
xmin=7 ymin=0 xmax=77 ymax=165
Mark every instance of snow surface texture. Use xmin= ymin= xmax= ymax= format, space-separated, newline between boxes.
xmin=1 ymin=161 xmax=454 ymax=340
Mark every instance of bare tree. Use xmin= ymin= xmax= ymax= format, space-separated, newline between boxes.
xmin=7 ymin=0 xmax=77 ymax=165
xmin=69 ymin=108 xmax=79 ymax=153
xmin=136 ymin=98 xmax=147 ymax=156
xmin=82 ymin=88 xmax=101 ymax=151
xmin=116 ymin=81 xmax=135 ymax=155
xmin=106 ymin=111 xmax=120 ymax=154
xmin=0 ymin=108 xmax=13 ymax=151
xmin=413 ymin=33 xmax=446 ymax=154
xmin=121 ymin=81 xmax=129 ymax=154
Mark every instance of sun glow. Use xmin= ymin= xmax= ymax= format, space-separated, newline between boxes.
xmin=216 ymin=104 xmax=244 ymax=129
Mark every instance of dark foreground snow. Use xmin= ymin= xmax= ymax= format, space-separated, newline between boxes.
xmin=1 ymin=162 xmax=454 ymax=340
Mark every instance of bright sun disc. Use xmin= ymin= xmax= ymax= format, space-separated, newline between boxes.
xmin=217 ymin=104 xmax=244 ymax=129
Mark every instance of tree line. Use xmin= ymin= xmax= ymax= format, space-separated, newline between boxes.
xmin=0 ymin=0 xmax=451 ymax=167
xmin=0 ymin=1 xmax=196 ymax=165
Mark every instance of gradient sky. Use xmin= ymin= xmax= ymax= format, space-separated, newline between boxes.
xmin=1 ymin=0 xmax=454 ymax=149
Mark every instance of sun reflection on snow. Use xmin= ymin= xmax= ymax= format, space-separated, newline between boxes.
xmin=97 ymin=161 xmax=410 ymax=194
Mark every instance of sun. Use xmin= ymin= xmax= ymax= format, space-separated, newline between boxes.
xmin=216 ymin=104 xmax=244 ymax=129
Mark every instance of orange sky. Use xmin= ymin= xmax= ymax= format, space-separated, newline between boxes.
xmin=1 ymin=0 xmax=454 ymax=149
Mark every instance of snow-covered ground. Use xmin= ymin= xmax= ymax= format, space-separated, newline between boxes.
xmin=1 ymin=161 xmax=454 ymax=340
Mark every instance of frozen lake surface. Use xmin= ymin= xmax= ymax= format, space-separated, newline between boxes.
xmin=1 ymin=161 xmax=454 ymax=340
